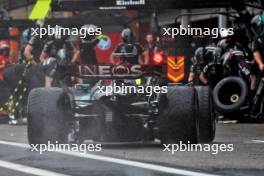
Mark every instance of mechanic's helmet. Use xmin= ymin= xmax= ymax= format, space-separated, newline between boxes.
xmin=0 ymin=41 xmax=10 ymax=56
xmin=251 ymin=14 xmax=264 ymax=37
xmin=80 ymin=24 xmax=97 ymax=40
xmin=222 ymin=49 xmax=245 ymax=66
xmin=219 ymin=28 xmax=231 ymax=38
xmin=121 ymin=28 xmax=134 ymax=43
xmin=21 ymin=29 xmax=31 ymax=44
xmin=193 ymin=47 xmax=204 ymax=64
xmin=36 ymin=19 xmax=45 ymax=27
xmin=204 ymin=46 xmax=219 ymax=64
xmin=217 ymin=38 xmax=232 ymax=53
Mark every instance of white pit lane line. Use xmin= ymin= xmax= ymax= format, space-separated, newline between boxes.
xmin=0 ymin=160 xmax=70 ymax=176
xmin=251 ymin=140 xmax=264 ymax=143
xmin=0 ymin=140 xmax=221 ymax=176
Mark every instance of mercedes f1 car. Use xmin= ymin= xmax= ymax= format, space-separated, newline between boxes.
xmin=26 ymin=51 xmax=215 ymax=145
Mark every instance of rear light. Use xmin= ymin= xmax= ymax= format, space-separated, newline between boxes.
xmin=167 ymin=55 xmax=185 ymax=83
xmin=153 ymin=52 xmax=163 ymax=64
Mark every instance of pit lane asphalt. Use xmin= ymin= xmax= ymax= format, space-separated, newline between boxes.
xmin=0 ymin=123 xmax=263 ymax=176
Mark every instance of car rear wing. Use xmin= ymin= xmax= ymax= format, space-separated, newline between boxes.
xmin=59 ymin=64 xmax=165 ymax=80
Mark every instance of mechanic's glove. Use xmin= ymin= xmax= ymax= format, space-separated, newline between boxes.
xmin=187 ymin=80 xmax=193 ymax=87
xmin=135 ymin=79 xmax=142 ymax=85
xmin=26 ymin=56 xmax=36 ymax=65
xmin=30 ymin=60 xmax=37 ymax=65
xmin=97 ymin=35 xmax=108 ymax=41
xmin=259 ymin=63 xmax=264 ymax=71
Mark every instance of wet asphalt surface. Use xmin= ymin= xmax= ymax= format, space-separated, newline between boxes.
xmin=0 ymin=122 xmax=263 ymax=176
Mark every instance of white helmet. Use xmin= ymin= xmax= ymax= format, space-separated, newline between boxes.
xmin=53 ymin=25 xmax=64 ymax=40
xmin=36 ymin=19 xmax=45 ymax=27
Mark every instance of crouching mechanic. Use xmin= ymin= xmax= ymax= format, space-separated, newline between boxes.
xmin=40 ymin=26 xmax=79 ymax=87
xmin=217 ymin=37 xmax=256 ymax=90
xmin=188 ymin=47 xmax=213 ymax=86
xmin=110 ymin=28 xmax=148 ymax=65
xmin=199 ymin=46 xmax=225 ymax=88
xmin=200 ymin=40 xmax=255 ymax=90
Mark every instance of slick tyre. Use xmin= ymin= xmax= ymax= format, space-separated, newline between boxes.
xmin=159 ymin=86 xmax=199 ymax=144
xmin=213 ymin=77 xmax=248 ymax=113
xmin=27 ymin=87 xmax=71 ymax=145
xmin=195 ymin=86 xmax=215 ymax=143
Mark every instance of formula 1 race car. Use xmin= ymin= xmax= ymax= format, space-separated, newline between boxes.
xmin=26 ymin=52 xmax=215 ymax=146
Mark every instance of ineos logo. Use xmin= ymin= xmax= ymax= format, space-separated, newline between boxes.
xmin=80 ymin=65 xmax=142 ymax=76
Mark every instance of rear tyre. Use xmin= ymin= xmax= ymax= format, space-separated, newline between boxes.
xmin=159 ymin=86 xmax=199 ymax=144
xmin=195 ymin=86 xmax=215 ymax=143
xmin=27 ymin=87 xmax=71 ymax=145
